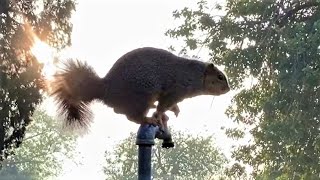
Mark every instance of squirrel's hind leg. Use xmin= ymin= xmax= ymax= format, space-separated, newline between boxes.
xmin=150 ymin=104 xmax=178 ymax=131
xmin=142 ymin=116 xmax=160 ymax=126
xmin=152 ymin=111 xmax=168 ymax=132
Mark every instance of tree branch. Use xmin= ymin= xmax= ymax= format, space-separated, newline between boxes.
xmin=277 ymin=1 xmax=320 ymax=27
xmin=23 ymin=131 xmax=48 ymax=141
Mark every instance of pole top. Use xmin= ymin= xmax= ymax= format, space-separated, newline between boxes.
xmin=136 ymin=124 xmax=174 ymax=148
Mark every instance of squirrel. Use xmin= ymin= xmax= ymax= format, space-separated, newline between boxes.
xmin=50 ymin=47 xmax=230 ymax=130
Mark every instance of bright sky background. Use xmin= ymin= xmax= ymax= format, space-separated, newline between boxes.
xmin=39 ymin=0 xmax=247 ymax=179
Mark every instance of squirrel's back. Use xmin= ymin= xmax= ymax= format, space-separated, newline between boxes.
xmin=101 ymin=47 xmax=208 ymax=118
xmin=104 ymin=47 xmax=206 ymax=94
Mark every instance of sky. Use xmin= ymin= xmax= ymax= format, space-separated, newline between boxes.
xmin=40 ymin=0 xmax=245 ymax=179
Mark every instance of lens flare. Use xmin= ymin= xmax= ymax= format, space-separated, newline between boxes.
xmin=31 ymin=37 xmax=56 ymax=80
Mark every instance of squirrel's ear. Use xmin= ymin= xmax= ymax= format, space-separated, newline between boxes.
xmin=205 ymin=63 xmax=215 ymax=74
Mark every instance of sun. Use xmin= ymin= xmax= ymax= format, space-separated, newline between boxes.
xmin=31 ymin=38 xmax=54 ymax=63
xmin=31 ymin=37 xmax=57 ymax=79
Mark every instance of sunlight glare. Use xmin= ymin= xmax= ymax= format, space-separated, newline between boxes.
xmin=31 ymin=37 xmax=56 ymax=80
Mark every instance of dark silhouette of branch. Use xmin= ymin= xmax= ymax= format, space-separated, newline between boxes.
xmin=277 ymin=1 xmax=320 ymax=27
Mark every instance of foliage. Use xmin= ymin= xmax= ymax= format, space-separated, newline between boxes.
xmin=104 ymin=130 xmax=227 ymax=180
xmin=0 ymin=109 xmax=78 ymax=180
xmin=0 ymin=0 xmax=76 ymax=160
xmin=166 ymin=0 xmax=320 ymax=178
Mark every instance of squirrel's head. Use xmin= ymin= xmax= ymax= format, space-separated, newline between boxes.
xmin=203 ymin=63 xmax=230 ymax=95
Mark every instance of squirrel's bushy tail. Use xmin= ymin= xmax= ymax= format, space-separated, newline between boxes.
xmin=50 ymin=59 xmax=105 ymax=129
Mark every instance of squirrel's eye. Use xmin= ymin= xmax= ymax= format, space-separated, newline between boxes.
xmin=218 ymin=74 xmax=224 ymax=80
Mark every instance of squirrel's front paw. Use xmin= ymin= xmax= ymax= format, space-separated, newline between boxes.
xmin=170 ymin=104 xmax=180 ymax=117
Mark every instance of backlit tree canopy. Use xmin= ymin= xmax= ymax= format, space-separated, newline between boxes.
xmin=0 ymin=0 xmax=75 ymax=161
xmin=0 ymin=109 xmax=78 ymax=180
xmin=166 ymin=0 xmax=320 ymax=178
xmin=104 ymin=130 xmax=227 ymax=180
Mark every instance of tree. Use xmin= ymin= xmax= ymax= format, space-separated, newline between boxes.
xmin=166 ymin=0 xmax=320 ymax=178
xmin=104 ymin=130 xmax=227 ymax=180
xmin=0 ymin=0 xmax=76 ymax=160
xmin=0 ymin=109 xmax=78 ymax=180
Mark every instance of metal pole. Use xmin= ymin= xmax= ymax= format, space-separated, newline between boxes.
xmin=136 ymin=125 xmax=174 ymax=180
xmin=138 ymin=145 xmax=152 ymax=180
